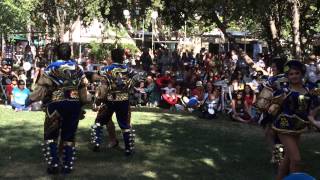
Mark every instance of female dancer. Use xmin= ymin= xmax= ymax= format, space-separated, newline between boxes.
xmin=268 ymin=60 xmax=319 ymax=180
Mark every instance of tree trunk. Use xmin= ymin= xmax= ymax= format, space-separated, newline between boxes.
xmin=268 ymin=15 xmax=283 ymax=56
xmin=27 ymin=23 xmax=32 ymax=45
xmin=290 ymin=0 xmax=301 ymax=59
xmin=1 ymin=33 xmax=5 ymax=58
xmin=55 ymin=0 xmax=65 ymax=42
xmin=212 ymin=12 xmax=235 ymax=44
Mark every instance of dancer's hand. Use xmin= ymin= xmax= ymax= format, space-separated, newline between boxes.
xmin=308 ymin=115 xmax=320 ymax=129
xmin=308 ymin=107 xmax=320 ymax=129
xmin=268 ymin=104 xmax=280 ymax=116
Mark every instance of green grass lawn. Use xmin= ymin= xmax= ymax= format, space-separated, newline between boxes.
xmin=0 ymin=105 xmax=319 ymax=180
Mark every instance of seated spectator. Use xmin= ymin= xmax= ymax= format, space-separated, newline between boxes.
xmin=243 ymin=84 xmax=256 ymax=119
xmin=134 ymin=81 xmax=148 ymax=107
xmin=231 ymin=91 xmax=251 ymax=123
xmin=144 ymin=76 xmax=161 ymax=107
xmin=192 ymin=81 xmax=205 ymax=101
xmin=5 ymin=77 xmax=18 ymax=105
xmin=18 ymin=69 xmax=27 ymax=84
xmin=200 ymin=89 xmax=221 ymax=119
xmin=231 ymin=78 xmax=245 ymax=92
xmin=156 ymin=70 xmax=172 ymax=88
xmin=162 ymin=82 xmax=177 ymax=99
xmin=161 ymin=82 xmax=178 ymax=110
xmin=11 ymin=80 xmax=31 ymax=111
xmin=203 ymin=82 xmax=214 ymax=101
xmin=231 ymin=70 xmax=245 ymax=91
xmin=174 ymin=85 xmax=186 ymax=111
xmin=186 ymin=95 xmax=200 ymax=112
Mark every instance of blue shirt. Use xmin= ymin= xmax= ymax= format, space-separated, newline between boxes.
xmin=12 ymin=87 xmax=30 ymax=105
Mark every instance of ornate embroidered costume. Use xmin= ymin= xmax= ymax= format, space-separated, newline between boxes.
xmin=271 ymin=82 xmax=319 ymax=134
xmin=28 ymin=60 xmax=88 ymax=173
xmin=91 ymin=63 xmax=145 ymax=156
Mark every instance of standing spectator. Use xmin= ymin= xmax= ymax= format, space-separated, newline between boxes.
xmin=256 ymin=53 xmax=266 ymax=70
xmin=86 ymin=59 xmax=94 ymax=71
xmin=235 ymin=57 xmax=250 ymax=78
xmin=172 ymin=50 xmax=181 ymax=71
xmin=141 ymin=48 xmax=152 ymax=72
xmin=11 ymin=80 xmax=31 ymax=111
xmin=181 ymin=52 xmax=188 ymax=65
xmin=159 ymin=49 xmax=171 ymax=74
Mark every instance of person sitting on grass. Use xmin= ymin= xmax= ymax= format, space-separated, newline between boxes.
xmin=11 ymin=80 xmax=31 ymax=111
xmin=192 ymin=81 xmax=205 ymax=102
xmin=144 ymin=76 xmax=161 ymax=107
xmin=231 ymin=90 xmax=251 ymax=123
xmin=161 ymin=82 xmax=178 ymax=110
xmin=5 ymin=77 xmax=18 ymax=105
xmin=134 ymin=81 xmax=148 ymax=107
xmin=201 ymin=92 xmax=220 ymax=120
xmin=243 ymin=84 xmax=256 ymax=119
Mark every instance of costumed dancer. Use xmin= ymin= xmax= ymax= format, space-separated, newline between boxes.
xmin=255 ymin=57 xmax=287 ymax=165
xmin=25 ymin=43 xmax=88 ymax=174
xmin=90 ymin=48 xmax=146 ymax=156
xmin=266 ymin=60 xmax=319 ymax=180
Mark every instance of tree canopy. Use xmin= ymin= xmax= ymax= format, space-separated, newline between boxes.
xmin=1 ymin=0 xmax=320 ymax=57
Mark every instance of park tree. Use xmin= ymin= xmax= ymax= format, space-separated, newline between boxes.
xmin=0 ymin=0 xmax=39 ymax=38
xmin=32 ymin=0 xmax=81 ymax=42
xmin=6 ymin=0 xmax=317 ymax=59
xmin=299 ymin=0 xmax=320 ymax=56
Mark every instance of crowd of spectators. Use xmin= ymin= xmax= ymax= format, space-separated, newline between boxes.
xmin=118 ymin=47 xmax=320 ymax=122
xmin=1 ymin=44 xmax=320 ymax=124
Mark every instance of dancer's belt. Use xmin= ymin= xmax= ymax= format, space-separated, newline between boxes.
xmin=106 ymin=92 xmax=129 ymax=101
xmin=51 ymin=88 xmax=80 ymax=102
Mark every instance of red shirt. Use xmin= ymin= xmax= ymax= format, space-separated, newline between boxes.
xmin=156 ymin=76 xmax=172 ymax=88
xmin=6 ymin=84 xmax=14 ymax=95
xmin=244 ymin=95 xmax=254 ymax=106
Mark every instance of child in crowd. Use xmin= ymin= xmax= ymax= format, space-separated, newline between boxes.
xmin=134 ymin=81 xmax=148 ymax=107
xmin=231 ymin=90 xmax=251 ymax=123
xmin=161 ymin=82 xmax=178 ymax=110
xmin=161 ymin=82 xmax=177 ymax=99
xmin=201 ymin=90 xmax=221 ymax=119
xmin=243 ymin=84 xmax=256 ymax=119
xmin=5 ymin=77 xmax=18 ymax=105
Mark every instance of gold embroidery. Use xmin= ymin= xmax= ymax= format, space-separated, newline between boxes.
xmin=52 ymin=90 xmax=65 ymax=101
xmin=106 ymin=92 xmax=129 ymax=101
xmin=280 ymin=116 xmax=289 ymax=128
xmin=51 ymin=88 xmax=80 ymax=102
xmin=309 ymin=88 xmax=320 ymax=96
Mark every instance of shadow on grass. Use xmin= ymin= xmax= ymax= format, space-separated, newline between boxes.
xmin=0 ymin=110 xmax=319 ymax=180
